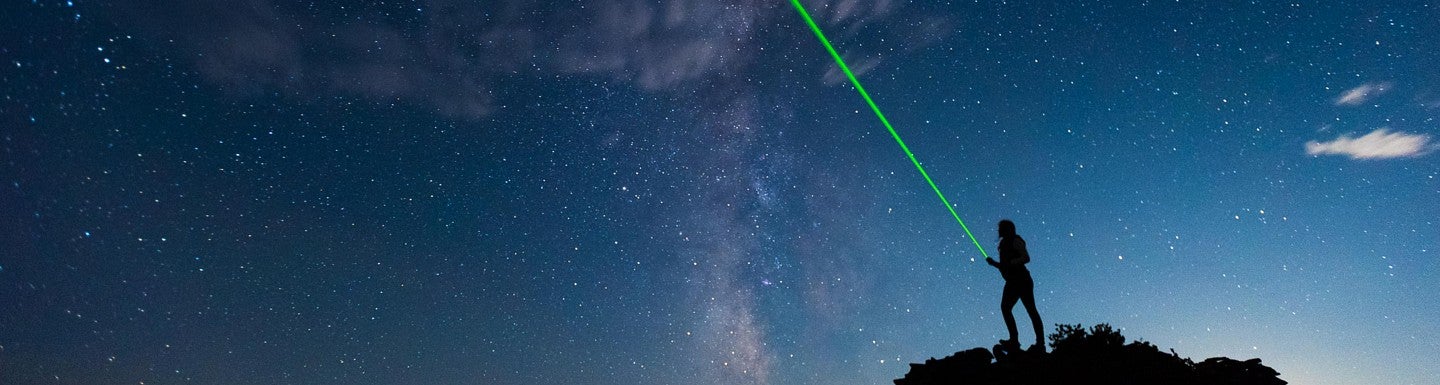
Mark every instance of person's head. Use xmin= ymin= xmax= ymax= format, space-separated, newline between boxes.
xmin=998 ymin=219 xmax=1017 ymax=238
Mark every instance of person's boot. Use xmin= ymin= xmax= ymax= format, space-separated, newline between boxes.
xmin=993 ymin=339 xmax=1020 ymax=362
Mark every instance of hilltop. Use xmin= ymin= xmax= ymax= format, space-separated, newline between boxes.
xmin=895 ymin=324 xmax=1286 ymax=385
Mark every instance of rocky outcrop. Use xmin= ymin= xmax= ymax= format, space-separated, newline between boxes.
xmin=895 ymin=324 xmax=1286 ymax=385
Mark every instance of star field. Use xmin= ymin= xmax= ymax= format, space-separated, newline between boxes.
xmin=2 ymin=1 xmax=1438 ymax=385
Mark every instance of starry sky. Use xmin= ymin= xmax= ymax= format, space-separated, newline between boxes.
xmin=3 ymin=1 xmax=1438 ymax=384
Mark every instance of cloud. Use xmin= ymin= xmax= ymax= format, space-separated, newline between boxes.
xmin=1414 ymin=91 xmax=1440 ymax=110
xmin=553 ymin=0 xmax=760 ymax=91
xmin=821 ymin=54 xmax=883 ymax=85
xmin=107 ymin=0 xmax=924 ymax=119
xmin=823 ymin=0 xmax=896 ymax=25
xmin=1305 ymin=129 xmax=1433 ymax=159
xmin=1334 ymin=82 xmax=1392 ymax=106
xmin=110 ymin=0 xmax=500 ymax=118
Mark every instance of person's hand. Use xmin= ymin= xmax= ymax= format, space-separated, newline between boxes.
xmin=985 ymin=257 xmax=998 ymax=267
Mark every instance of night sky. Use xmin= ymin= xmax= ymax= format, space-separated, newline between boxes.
xmin=3 ymin=1 xmax=1438 ymax=384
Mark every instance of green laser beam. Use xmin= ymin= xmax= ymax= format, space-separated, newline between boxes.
xmin=789 ymin=0 xmax=990 ymax=260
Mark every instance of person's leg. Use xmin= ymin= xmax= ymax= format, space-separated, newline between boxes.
xmin=1020 ymin=283 xmax=1043 ymax=345
xmin=1001 ymin=282 xmax=1020 ymax=344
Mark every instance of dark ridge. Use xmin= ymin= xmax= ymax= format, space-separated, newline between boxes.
xmin=896 ymin=324 xmax=1286 ymax=385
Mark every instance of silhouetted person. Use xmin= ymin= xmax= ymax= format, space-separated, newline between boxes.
xmin=986 ymin=219 xmax=1044 ymax=353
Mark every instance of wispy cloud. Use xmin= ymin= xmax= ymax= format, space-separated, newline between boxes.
xmin=1305 ymin=128 xmax=1432 ymax=159
xmin=1415 ymin=91 xmax=1440 ymax=110
xmin=110 ymin=0 xmax=926 ymax=120
xmin=1334 ymin=82 xmax=1392 ymax=106
xmin=821 ymin=54 xmax=882 ymax=85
